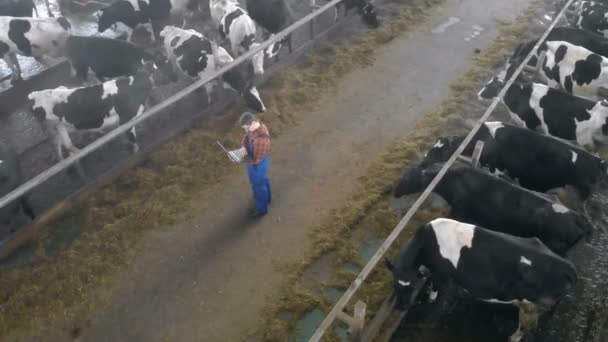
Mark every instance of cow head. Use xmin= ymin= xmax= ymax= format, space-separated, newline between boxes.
xmin=97 ymin=1 xmax=132 ymax=33
xmin=147 ymin=51 xmax=179 ymax=84
xmin=359 ymin=3 xmax=379 ymax=28
xmin=421 ymin=137 xmax=464 ymax=167
xmin=478 ymin=76 xmax=505 ymax=100
xmin=393 ymin=165 xmax=437 ymax=198
xmin=223 ymin=68 xmax=266 ymax=112
xmin=385 ymin=258 xmax=427 ymax=310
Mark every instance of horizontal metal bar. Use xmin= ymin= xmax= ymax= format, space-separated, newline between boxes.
xmin=308 ymin=0 xmax=576 ymax=340
xmin=0 ymin=0 xmax=345 ymax=210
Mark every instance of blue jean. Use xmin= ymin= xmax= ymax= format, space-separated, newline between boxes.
xmin=247 ymin=156 xmax=271 ymax=214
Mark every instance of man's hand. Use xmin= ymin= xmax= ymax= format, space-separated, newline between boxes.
xmin=239 ymin=147 xmax=247 ymax=158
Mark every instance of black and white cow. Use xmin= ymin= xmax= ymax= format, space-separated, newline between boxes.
xmin=0 ymin=0 xmax=53 ymax=17
xmin=540 ymin=40 xmax=608 ymax=100
xmin=574 ymin=1 xmax=608 ymax=38
xmin=66 ymin=35 xmax=177 ymax=82
xmin=159 ymin=25 xmax=266 ymax=111
xmin=0 ymin=143 xmax=35 ymax=234
xmin=500 ymin=37 xmax=608 ymax=101
xmin=393 ymin=164 xmax=593 ymax=254
xmin=246 ymin=0 xmax=295 ymax=59
xmin=385 ymin=218 xmax=577 ymax=342
xmin=217 ymin=1 xmax=265 ymax=75
xmin=28 ymin=71 xmax=155 ymax=160
xmin=0 ymin=16 xmax=71 ymax=83
xmin=501 ymin=27 xmax=608 ymax=83
xmin=421 ymin=122 xmax=608 ymax=199
xmin=97 ymin=0 xmax=202 ymax=42
xmin=478 ymin=80 xmax=608 ymax=149
xmin=311 ymin=0 xmax=379 ymax=28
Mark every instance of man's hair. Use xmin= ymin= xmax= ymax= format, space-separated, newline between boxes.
xmin=239 ymin=112 xmax=258 ymax=126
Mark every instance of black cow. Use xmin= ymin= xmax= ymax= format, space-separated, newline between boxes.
xmin=478 ymin=80 xmax=608 ymax=149
xmin=0 ymin=16 xmax=71 ymax=83
xmin=421 ymin=122 xmax=608 ymax=199
xmin=312 ymin=0 xmax=379 ymax=28
xmin=246 ymin=0 xmax=294 ymax=58
xmin=393 ymin=164 xmax=593 ymax=254
xmin=0 ymin=0 xmax=53 ymax=17
xmin=66 ymin=35 xmax=177 ymax=82
xmin=0 ymin=143 xmax=35 ymax=234
xmin=28 ymin=71 xmax=155 ymax=161
xmin=385 ymin=218 xmax=577 ymax=342
xmin=573 ymin=1 xmax=608 ymax=38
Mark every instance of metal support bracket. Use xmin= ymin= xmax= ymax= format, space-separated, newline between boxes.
xmin=471 ymin=140 xmax=484 ymax=168
xmin=534 ymin=51 xmax=546 ymax=78
xmin=456 ymin=140 xmax=484 ymax=168
xmin=335 ymin=300 xmax=367 ymax=341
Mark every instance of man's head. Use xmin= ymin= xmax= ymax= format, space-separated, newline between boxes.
xmin=240 ymin=112 xmax=260 ymax=132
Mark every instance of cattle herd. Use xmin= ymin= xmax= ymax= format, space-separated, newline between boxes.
xmin=386 ymin=2 xmax=608 ymax=342
xmin=0 ymin=0 xmax=378 ymax=232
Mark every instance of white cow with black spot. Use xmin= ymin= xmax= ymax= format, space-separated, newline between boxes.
xmin=28 ymin=71 xmax=155 ymax=161
xmin=385 ymin=218 xmax=577 ymax=342
xmin=216 ymin=1 xmax=265 ymax=75
xmin=0 ymin=16 xmax=71 ymax=83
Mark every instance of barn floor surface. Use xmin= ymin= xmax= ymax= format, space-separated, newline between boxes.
xmin=9 ymin=0 xmax=535 ymax=341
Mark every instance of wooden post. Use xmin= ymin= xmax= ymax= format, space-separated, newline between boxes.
xmin=534 ymin=51 xmax=546 ymax=79
xmin=471 ymin=140 xmax=484 ymax=168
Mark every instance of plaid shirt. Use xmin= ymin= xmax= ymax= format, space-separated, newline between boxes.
xmin=241 ymin=123 xmax=271 ymax=165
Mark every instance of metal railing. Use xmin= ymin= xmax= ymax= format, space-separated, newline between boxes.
xmin=0 ymin=0 xmax=346 ymax=211
xmin=308 ymin=0 xmax=576 ymax=340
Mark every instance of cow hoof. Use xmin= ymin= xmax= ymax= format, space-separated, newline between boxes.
xmin=10 ymin=78 xmax=23 ymax=85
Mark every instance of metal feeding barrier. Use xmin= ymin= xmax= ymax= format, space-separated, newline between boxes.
xmin=0 ymin=0 xmax=347 ymax=212
xmin=308 ymin=0 xmax=577 ymax=340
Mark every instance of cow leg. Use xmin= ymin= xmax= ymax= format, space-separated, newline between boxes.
xmin=45 ymin=0 xmax=54 ymax=17
xmin=510 ymin=301 xmax=539 ymax=342
xmin=204 ymin=82 xmax=216 ymax=104
xmin=20 ymin=196 xmax=36 ymax=221
xmin=57 ymin=124 xmax=79 ymax=157
xmin=287 ymin=34 xmax=293 ymax=54
xmin=126 ymin=127 xmax=139 ymax=153
xmin=5 ymin=54 xmax=23 ymax=84
xmin=149 ymin=22 xmax=162 ymax=43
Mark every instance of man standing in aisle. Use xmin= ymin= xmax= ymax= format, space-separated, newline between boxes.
xmin=239 ymin=112 xmax=272 ymax=218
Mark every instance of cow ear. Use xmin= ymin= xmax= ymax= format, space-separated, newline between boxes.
xmin=384 ymin=258 xmax=396 ymax=273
